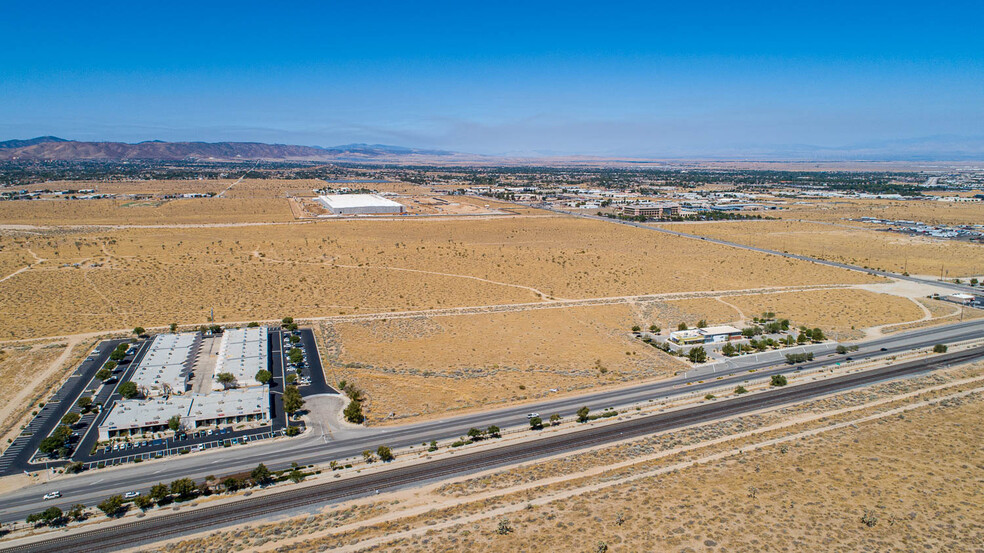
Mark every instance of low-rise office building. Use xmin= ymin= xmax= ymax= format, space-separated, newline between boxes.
xmin=317 ymin=194 xmax=405 ymax=215
xmin=618 ymin=203 xmax=681 ymax=219
xmin=129 ymin=332 xmax=199 ymax=396
xmin=213 ymin=326 xmax=269 ymax=390
xmin=668 ymin=325 xmax=742 ymax=345
xmin=97 ymin=387 xmax=270 ymax=441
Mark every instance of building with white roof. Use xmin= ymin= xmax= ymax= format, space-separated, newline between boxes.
xmin=213 ymin=326 xmax=269 ymax=391
xmin=98 ymin=387 xmax=270 ymax=441
xmin=129 ymin=332 xmax=199 ymax=397
xmin=669 ymin=325 xmax=743 ymax=345
xmin=317 ymin=193 xmax=405 ymax=215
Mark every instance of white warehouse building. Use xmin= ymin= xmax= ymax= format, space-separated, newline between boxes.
xmin=97 ymin=387 xmax=270 ymax=441
xmin=317 ymin=193 xmax=405 ymax=215
xmin=213 ymin=326 xmax=269 ymax=391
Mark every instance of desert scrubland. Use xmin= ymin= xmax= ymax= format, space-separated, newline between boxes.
xmin=660 ymin=219 xmax=984 ymax=277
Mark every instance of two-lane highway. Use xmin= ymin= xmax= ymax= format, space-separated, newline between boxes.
xmin=5 ymin=344 xmax=984 ymax=553
xmin=0 ymin=318 xmax=981 ymax=526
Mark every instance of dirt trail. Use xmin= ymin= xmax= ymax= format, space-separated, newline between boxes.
xmin=0 ymin=336 xmax=86 ymax=446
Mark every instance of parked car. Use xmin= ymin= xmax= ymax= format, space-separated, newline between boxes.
xmin=43 ymin=491 xmax=61 ymax=500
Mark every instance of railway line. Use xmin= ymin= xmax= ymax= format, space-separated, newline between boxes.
xmin=6 ymin=345 xmax=983 ymax=553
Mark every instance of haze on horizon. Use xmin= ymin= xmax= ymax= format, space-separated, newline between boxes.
xmin=2 ymin=0 xmax=983 ymax=159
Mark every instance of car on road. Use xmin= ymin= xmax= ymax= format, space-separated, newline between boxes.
xmin=526 ymin=413 xmax=540 ymax=419
xmin=880 ymin=347 xmax=888 ymax=351
xmin=123 ymin=491 xmax=140 ymax=499
xmin=42 ymin=491 xmax=61 ymax=500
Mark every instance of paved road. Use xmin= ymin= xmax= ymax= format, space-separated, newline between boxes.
xmin=0 ymin=318 xmax=981 ymax=524
xmin=5 ymin=345 xmax=984 ymax=553
xmin=535 ymin=204 xmax=980 ymax=295
xmin=0 ymin=340 xmax=129 ymax=475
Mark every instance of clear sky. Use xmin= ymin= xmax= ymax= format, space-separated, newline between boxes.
xmin=2 ymin=1 xmax=983 ymax=157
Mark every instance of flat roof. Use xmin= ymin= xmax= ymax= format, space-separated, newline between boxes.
xmin=213 ymin=326 xmax=269 ymax=390
xmin=130 ymin=332 xmax=199 ymax=396
xmin=99 ymin=387 xmax=269 ymax=434
xmin=317 ymin=194 xmax=403 ymax=209
xmin=699 ymin=325 xmax=742 ymax=335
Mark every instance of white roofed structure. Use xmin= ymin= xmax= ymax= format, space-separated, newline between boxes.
xmin=317 ymin=194 xmax=405 ymax=215
xmin=129 ymin=332 xmax=199 ymax=397
xmin=213 ymin=327 xmax=269 ymax=390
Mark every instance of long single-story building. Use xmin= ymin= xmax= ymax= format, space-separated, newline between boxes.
xmin=129 ymin=332 xmax=200 ymax=397
xmin=317 ymin=193 xmax=405 ymax=215
xmin=97 ymin=386 xmax=270 ymax=441
xmin=669 ymin=325 xmax=742 ymax=345
xmin=213 ymin=326 xmax=269 ymax=391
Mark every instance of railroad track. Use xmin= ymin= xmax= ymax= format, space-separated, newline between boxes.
xmin=5 ymin=346 xmax=983 ymax=553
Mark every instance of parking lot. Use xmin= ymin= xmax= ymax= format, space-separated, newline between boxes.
xmin=0 ymin=327 xmax=334 ymax=476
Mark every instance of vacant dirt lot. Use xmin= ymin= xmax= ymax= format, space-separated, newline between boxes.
xmin=777 ymin=197 xmax=984 ymax=226
xmin=660 ymin=219 xmax=984 ymax=277
xmin=0 ymin=197 xmax=295 ymax=225
xmin=370 ymin=386 xmax=984 ymax=553
xmin=0 ymin=215 xmax=882 ymax=340
xmin=722 ymin=288 xmax=926 ymax=340
xmin=323 ymin=304 xmax=686 ymax=423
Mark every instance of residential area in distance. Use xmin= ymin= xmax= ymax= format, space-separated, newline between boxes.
xmin=2 ymin=2 xmax=984 ymax=552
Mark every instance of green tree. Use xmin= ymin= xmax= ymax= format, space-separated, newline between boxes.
xmin=132 ymin=327 xmax=145 ymax=336
xmin=529 ymin=416 xmax=543 ymax=430
xmin=133 ymin=495 xmax=153 ymax=511
xmin=288 ymin=348 xmax=303 ymax=365
xmin=486 ymin=425 xmax=501 ymax=438
xmin=549 ymin=413 xmax=562 ymax=425
xmin=222 ymin=477 xmax=242 ymax=492
xmin=168 ymin=415 xmax=182 ymax=432
xmin=343 ymin=398 xmax=365 ymax=423
xmin=811 ymin=328 xmax=826 ymax=341
xmin=255 ymin=369 xmax=272 ymax=385
xmin=118 ymin=381 xmax=138 ymax=399
xmin=577 ymin=406 xmax=590 ymax=423
xmin=281 ymin=316 xmax=294 ymax=326
xmin=797 ymin=333 xmax=808 ymax=344
xmin=104 ymin=360 xmax=117 ymax=371
xmin=61 ymin=412 xmax=81 ymax=426
xmin=247 ymin=321 xmax=260 ymax=327
xmin=377 ymin=445 xmax=395 ymax=461
xmin=149 ymin=483 xmax=170 ymax=503
xmin=97 ymin=495 xmax=125 ymax=517
xmin=770 ymin=374 xmax=788 ymax=387
xmin=696 ymin=319 xmax=707 ymax=328
xmin=467 ymin=427 xmax=483 ymax=440
xmin=631 ymin=325 xmax=641 ymax=332
xmin=836 ymin=344 xmax=848 ymax=354
xmin=721 ymin=343 xmax=736 ymax=357
xmin=217 ymin=372 xmax=236 ymax=389
xmin=362 ymin=449 xmax=376 ymax=463
xmin=288 ymin=469 xmax=305 ymax=483
xmin=283 ymin=385 xmax=305 ymax=415
xmin=170 ymin=478 xmax=197 ymax=498
xmin=688 ymin=346 xmax=707 ymax=363
xmin=735 ymin=385 xmax=748 ymax=394
xmin=289 ymin=334 xmax=301 ymax=344
xmin=169 ymin=322 xmax=178 ymax=333
xmin=67 ymin=504 xmax=86 ymax=521
xmin=251 ymin=463 xmax=272 ymax=485
xmin=933 ymin=343 xmax=948 ymax=353
xmin=677 ymin=322 xmax=688 ymax=331
xmin=649 ymin=324 xmax=661 ymax=333
xmin=95 ymin=368 xmax=112 ymax=381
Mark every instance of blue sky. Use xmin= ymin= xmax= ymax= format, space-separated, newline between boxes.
xmin=2 ymin=1 xmax=983 ymax=157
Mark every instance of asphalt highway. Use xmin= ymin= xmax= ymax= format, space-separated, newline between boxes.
xmin=5 ymin=344 xmax=984 ymax=553
xmin=0 ymin=317 xmax=981 ymax=527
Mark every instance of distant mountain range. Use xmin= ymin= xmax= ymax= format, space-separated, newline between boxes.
xmin=1 ymin=135 xmax=982 ymax=163
xmin=0 ymin=137 xmax=462 ymax=162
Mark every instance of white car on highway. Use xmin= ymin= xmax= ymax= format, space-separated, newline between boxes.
xmin=42 ymin=491 xmax=61 ymax=500
xmin=123 ymin=491 xmax=140 ymax=499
